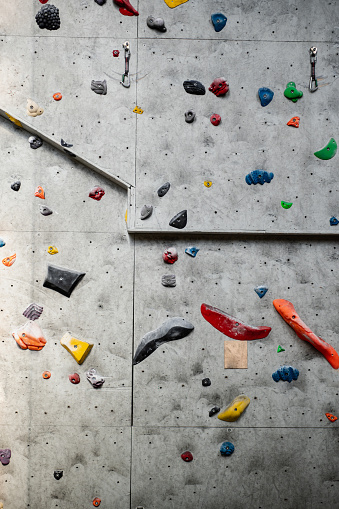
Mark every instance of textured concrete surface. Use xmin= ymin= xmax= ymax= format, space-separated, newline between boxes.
xmin=0 ymin=1 xmax=338 ymax=508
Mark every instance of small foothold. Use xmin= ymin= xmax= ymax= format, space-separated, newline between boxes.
xmin=147 ymin=15 xmax=167 ymax=32
xmin=209 ymin=77 xmax=229 ymax=96
xmin=163 ymin=247 xmax=178 ymax=264
xmin=163 ymin=0 xmax=189 ymax=8
xmin=181 ymin=451 xmax=193 ymax=462
xmin=61 ymin=139 xmax=73 ymax=148
xmin=209 ymin=406 xmax=220 ymax=417
xmin=330 ymin=216 xmax=339 ymax=226
xmin=314 ymin=138 xmax=337 ymax=160
xmin=218 ymin=395 xmax=250 ymax=422
xmin=53 ymin=92 xmax=62 ymax=101
xmin=54 ymin=470 xmax=63 ymax=480
xmin=284 ymin=81 xmax=303 ymax=102
xmin=325 ymin=413 xmax=338 ymax=423
xmin=287 ymin=116 xmax=300 ymax=128
xmin=42 ymin=371 xmax=51 ymax=379
xmin=254 ymin=286 xmax=268 ymax=298
xmin=91 ymin=80 xmax=107 ymax=95
xmin=133 ymin=106 xmax=144 ymax=114
xmin=35 ymin=186 xmax=45 ymax=199
xmin=48 ymin=245 xmax=58 ymax=255
xmin=12 ymin=321 xmax=47 ymax=351
xmin=140 ymin=204 xmax=153 ymax=220
xmin=211 ymin=13 xmax=227 ymax=32
xmin=204 ymin=181 xmax=212 ymax=187
xmin=161 ymin=275 xmax=176 ymax=287
xmin=185 ymin=246 xmax=199 ymax=257
xmin=69 ymin=373 xmax=80 ymax=384
xmin=43 ymin=264 xmax=85 ymax=297
xmin=39 ymin=0 xmax=49 ymax=3
xmin=281 ymin=201 xmax=293 ymax=209
xmin=29 ymin=135 xmax=43 ymax=149
xmin=40 ymin=205 xmax=53 ymax=216
xmin=27 ymin=99 xmax=44 ymax=117
xmin=157 ymin=182 xmax=171 ymax=197
xmin=245 ymin=170 xmax=274 ymax=185
xmin=277 ymin=345 xmax=285 ymax=353
xmin=11 ymin=181 xmax=21 ymax=191
xmin=183 ymin=80 xmax=206 ymax=95
xmin=258 ymin=87 xmax=274 ymax=107
xmin=272 ymin=365 xmax=299 ymax=383
xmin=23 ymin=303 xmax=43 ymax=321
xmin=210 ymin=114 xmax=221 ymax=126
xmin=0 ymin=239 xmax=5 ymax=248
xmin=93 ymin=498 xmax=101 ymax=507
xmin=86 ymin=368 xmax=105 ymax=388
xmin=220 ymin=441 xmax=235 ymax=456
xmin=2 ymin=254 xmax=16 ymax=267
xmin=60 ymin=332 xmax=93 ymax=364
xmin=35 ymin=5 xmax=60 ymax=30
xmin=169 ymin=210 xmax=187 ymax=229
xmin=113 ymin=50 xmax=120 ymax=57
xmin=202 ymin=377 xmax=211 ymax=387
xmin=95 ymin=0 xmax=106 ymax=4
xmin=184 ymin=110 xmax=196 ymax=123
xmin=0 ymin=450 xmax=11 ymax=466
xmin=89 ymin=186 xmax=105 ymax=201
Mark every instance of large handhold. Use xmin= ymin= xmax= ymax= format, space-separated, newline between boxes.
xmin=113 ymin=0 xmax=139 ymax=16
xmin=169 ymin=210 xmax=187 ymax=229
xmin=220 ymin=442 xmax=234 ymax=456
xmin=2 ymin=254 xmax=16 ymax=267
xmin=140 ymin=205 xmax=153 ymax=220
xmin=314 ymin=138 xmax=337 ymax=160
xmin=27 ymin=99 xmax=43 ymax=117
xmin=218 ymin=395 xmax=250 ymax=422
xmin=163 ymin=247 xmax=178 ymax=264
xmin=60 ymin=332 xmax=93 ymax=364
xmin=201 ymin=303 xmax=271 ymax=340
xmin=35 ymin=5 xmax=61 ymax=30
xmin=157 ymin=182 xmax=170 ymax=197
xmin=147 ymin=16 xmax=167 ymax=32
xmin=161 ymin=274 xmax=176 ymax=287
xmin=163 ymin=0 xmax=189 ymax=8
xmin=183 ymin=80 xmax=206 ymax=95
xmin=0 ymin=449 xmax=11 ymax=466
xmin=12 ymin=321 xmax=47 ymax=351
xmin=91 ymin=80 xmax=107 ymax=95
xmin=23 ymin=303 xmax=43 ymax=321
xmin=86 ymin=368 xmax=105 ymax=388
xmin=258 ymin=87 xmax=274 ymax=107
xmin=89 ymin=186 xmax=105 ymax=201
xmin=273 ymin=299 xmax=339 ymax=369
xmin=245 ymin=170 xmax=274 ymax=185
xmin=211 ymin=13 xmax=227 ymax=32
xmin=272 ymin=365 xmax=299 ymax=383
xmin=43 ymin=264 xmax=86 ymax=298
xmin=133 ymin=317 xmax=194 ymax=365
xmin=284 ymin=81 xmax=303 ymax=102
xmin=209 ymin=77 xmax=229 ymax=96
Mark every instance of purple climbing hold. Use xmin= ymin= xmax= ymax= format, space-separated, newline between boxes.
xmin=23 ymin=303 xmax=43 ymax=321
xmin=86 ymin=368 xmax=105 ymax=388
xmin=0 ymin=449 xmax=11 ymax=466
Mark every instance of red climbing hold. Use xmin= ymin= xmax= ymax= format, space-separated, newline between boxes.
xmin=210 ymin=114 xmax=221 ymax=126
xmin=326 ymin=413 xmax=338 ymax=422
xmin=69 ymin=373 xmax=80 ymax=384
xmin=113 ymin=50 xmax=120 ymax=57
xmin=39 ymin=0 xmax=49 ymax=3
xmin=89 ymin=186 xmax=105 ymax=201
xmin=113 ymin=0 xmax=139 ymax=16
xmin=287 ymin=116 xmax=300 ymax=128
xmin=181 ymin=451 xmax=193 ymax=462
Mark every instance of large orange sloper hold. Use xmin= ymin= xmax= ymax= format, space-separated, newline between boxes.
xmin=273 ymin=299 xmax=339 ymax=369
xmin=12 ymin=321 xmax=47 ymax=351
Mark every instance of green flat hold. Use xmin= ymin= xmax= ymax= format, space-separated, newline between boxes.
xmin=314 ymin=138 xmax=337 ymax=160
xmin=277 ymin=345 xmax=285 ymax=353
xmin=284 ymin=81 xmax=303 ymax=103
xmin=281 ymin=201 xmax=293 ymax=209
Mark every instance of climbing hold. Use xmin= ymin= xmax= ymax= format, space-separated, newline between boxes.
xmin=61 ymin=139 xmax=73 ymax=148
xmin=185 ymin=246 xmax=199 ymax=257
xmin=330 ymin=216 xmax=339 ymax=226
xmin=201 ymin=303 xmax=271 ymax=340
xmin=113 ymin=0 xmax=139 ymax=16
xmin=91 ymin=80 xmax=107 ymax=95
xmin=202 ymin=377 xmax=211 ymax=387
xmin=161 ymin=275 xmax=176 ymax=287
xmin=23 ymin=303 xmax=43 ymax=321
xmin=158 ymin=182 xmax=170 ymax=197
xmin=209 ymin=77 xmax=229 ymax=96
xmin=2 ymin=254 xmax=16 ymax=267
xmin=0 ymin=450 xmax=11 ymax=466
xmin=133 ymin=317 xmax=194 ymax=365
xmin=86 ymin=368 xmax=105 ymax=388
xmin=204 ymin=181 xmax=212 ymax=187
xmin=0 ymin=240 xmax=5 ymax=248
xmin=258 ymin=87 xmax=274 ymax=107
xmin=163 ymin=0 xmax=189 ymax=8
xmin=35 ymin=5 xmax=61 ymax=30
xmin=314 ymin=138 xmax=337 ymax=160
xmin=43 ymin=264 xmax=86 ymax=297
xmin=12 ymin=321 xmax=47 ymax=351
xmin=281 ymin=201 xmax=293 ymax=209
xmin=39 ymin=205 xmax=53 ymax=216
xmin=54 ymin=471 xmax=63 ymax=480
xmin=169 ymin=210 xmax=187 ymax=229
xmin=254 ymin=286 xmax=268 ymax=298
xmin=184 ymin=110 xmax=196 ymax=123
xmin=140 ymin=204 xmax=153 ymax=220
xmin=210 ymin=114 xmax=221 ymax=126
xmin=95 ymin=0 xmax=106 ymax=4
xmin=277 ymin=345 xmax=285 ymax=353
xmin=245 ymin=170 xmax=274 ymax=185
xmin=287 ymin=116 xmax=300 ymax=128
xmin=60 ymin=332 xmax=93 ymax=364
xmin=326 ymin=413 xmax=338 ymax=423
xmin=163 ymin=247 xmax=178 ymax=264
xmin=93 ymin=499 xmax=101 ymax=507
xmin=183 ymin=80 xmax=206 ymax=95
xmin=220 ymin=442 xmax=235 ymax=456
xmin=35 ymin=186 xmax=45 ymax=199
xmin=11 ymin=181 xmax=21 ymax=192
xmin=29 ymin=135 xmax=43 ymax=149
xmin=272 ymin=365 xmax=299 ymax=383
xmin=53 ymin=93 xmax=62 ymax=101
xmin=5 ymin=112 xmax=22 ymax=127
xmin=209 ymin=406 xmax=220 ymax=417
xmin=69 ymin=373 xmax=80 ymax=384
xmin=42 ymin=371 xmax=51 ymax=379
xmin=181 ymin=451 xmax=193 ymax=462
xmin=273 ymin=299 xmax=339 ymax=369
xmin=89 ymin=186 xmax=105 ymax=201
xmin=133 ymin=106 xmax=144 ymax=114
xmin=39 ymin=0 xmax=49 ymax=3
xmin=47 ymin=246 xmax=58 ymax=255
xmin=147 ymin=16 xmax=167 ymax=32
xmin=211 ymin=13 xmax=227 ymax=32
xmin=27 ymin=99 xmax=44 ymax=117
xmin=284 ymin=81 xmax=303 ymax=102
xmin=218 ymin=395 xmax=250 ymax=422
xmin=113 ymin=50 xmax=120 ymax=57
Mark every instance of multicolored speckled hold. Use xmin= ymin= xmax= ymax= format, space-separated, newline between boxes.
xmin=272 ymin=365 xmax=299 ymax=383
xmin=220 ymin=442 xmax=234 ymax=456
xmin=314 ymin=138 xmax=337 ymax=160
xmin=287 ymin=116 xmax=300 ymax=128
xmin=211 ymin=13 xmax=227 ymax=32
xmin=245 ymin=170 xmax=274 ymax=185
xmin=284 ymin=81 xmax=303 ymax=103
xmin=281 ymin=201 xmax=293 ymax=209
xmin=258 ymin=87 xmax=274 ymax=107
xmin=330 ymin=216 xmax=339 ymax=226
xmin=181 ymin=451 xmax=193 ymax=462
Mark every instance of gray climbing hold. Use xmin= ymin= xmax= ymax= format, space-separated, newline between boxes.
xmin=94 ymin=0 xmax=106 ymax=4
xmin=140 ymin=204 xmax=153 ymax=220
xmin=91 ymin=80 xmax=107 ymax=95
xmin=61 ymin=139 xmax=73 ymax=148
xmin=40 ymin=205 xmax=53 ymax=216
xmin=161 ymin=274 xmax=176 ymax=287
xmin=147 ymin=15 xmax=166 ymax=32
xmin=185 ymin=110 xmax=196 ymax=123
xmin=133 ymin=317 xmax=194 ymax=365
xmin=157 ymin=182 xmax=170 ymax=197
xmin=29 ymin=135 xmax=43 ymax=149
xmin=183 ymin=80 xmax=206 ymax=95
xmin=43 ymin=264 xmax=85 ymax=298
xmin=169 ymin=210 xmax=187 ymax=229
xmin=11 ymin=181 xmax=21 ymax=191
xmin=86 ymin=368 xmax=105 ymax=388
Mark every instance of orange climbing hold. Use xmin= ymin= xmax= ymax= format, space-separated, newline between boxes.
xmin=93 ymin=498 xmax=101 ymax=507
xmin=12 ymin=321 xmax=47 ymax=351
xmin=2 ymin=254 xmax=16 ymax=267
xmin=53 ymin=93 xmax=62 ymax=101
xmin=326 ymin=413 xmax=337 ymax=422
xmin=42 ymin=371 xmax=51 ymax=379
xmin=287 ymin=116 xmax=300 ymax=128
xmin=35 ymin=186 xmax=45 ymax=199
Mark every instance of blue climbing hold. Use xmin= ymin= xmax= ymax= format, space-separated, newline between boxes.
xmin=254 ymin=286 xmax=268 ymax=298
xmin=185 ymin=246 xmax=199 ymax=257
xmin=211 ymin=13 xmax=227 ymax=32
xmin=245 ymin=170 xmax=274 ymax=186
xmin=220 ymin=441 xmax=235 ymax=456
xmin=258 ymin=87 xmax=274 ymax=107
xmin=272 ymin=365 xmax=299 ymax=383
xmin=330 ymin=216 xmax=339 ymax=226
xmin=0 ymin=239 xmax=5 ymax=248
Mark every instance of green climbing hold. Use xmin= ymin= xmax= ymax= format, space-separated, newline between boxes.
xmin=314 ymin=138 xmax=337 ymax=160
xmin=284 ymin=81 xmax=303 ymax=103
xmin=281 ymin=201 xmax=293 ymax=209
xmin=277 ymin=345 xmax=285 ymax=353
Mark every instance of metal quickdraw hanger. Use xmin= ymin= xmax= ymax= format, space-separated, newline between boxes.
xmin=105 ymin=41 xmax=149 ymax=86
xmin=309 ymin=46 xmax=318 ymax=92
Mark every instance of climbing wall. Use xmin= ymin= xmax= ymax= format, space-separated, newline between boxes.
xmin=0 ymin=0 xmax=339 ymax=508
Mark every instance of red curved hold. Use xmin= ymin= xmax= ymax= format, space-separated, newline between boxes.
xmin=113 ymin=0 xmax=139 ymax=16
xmin=201 ymin=303 xmax=271 ymax=340
xmin=273 ymin=299 xmax=339 ymax=370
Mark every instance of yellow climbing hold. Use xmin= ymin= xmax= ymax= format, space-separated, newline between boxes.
xmin=163 ymin=0 xmax=189 ymax=8
xmin=60 ymin=332 xmax=93 ymax=365
xmin=218 ymin=394 xmax=250 ymax=422
xmin=125 ymin=209 xmax=128 ymax=222
xmin=133 ymin=106 xmax=144 ymax=114
xmin=204 ymin=181 xmax=212 ymax=188
xmin=4 ymin=112 xmax=22 ymax=127
xmin=47 ymin=246 xmax=58 ymax=255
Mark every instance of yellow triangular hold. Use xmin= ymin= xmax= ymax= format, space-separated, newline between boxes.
xmin=60 ymin=332 xmax=93 ymax=365
xmin=4 ymin=112 xmax=22 ymax=127
xmin=133 ymin=106 xmax=143 ymax=114
xmin=163 ymin=0 xmax=189 ymax=7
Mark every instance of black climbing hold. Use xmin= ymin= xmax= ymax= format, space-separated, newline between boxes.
xmin=157 ymin=182 xmax=170 ymax=197
xmin=169 ymin=210 xmax=187 ymax=229
xmin=11 ymin=181 xmax=21 ymax=192
xmin=29 ymin=135 xmax=43 ymax=149
xmin=202 ymin=378 xmax=211 ymax=387
xmin=183 ymin=80 xmax=206 ymax=95
xmin=61 ymin=139 xmax=73 ymax=148
xmin=43 ymin=264 xmax=86 ymax=298
xmin=94 ymin=0 xmax=106 ymax=4
xmin=35 ymin=5 xmax=61 ymax=31
xmin=209 ymin=406 xmax=220 ymax=417
xmin=185 ymin=110 xmax=196 ymax=123
xmin=54 ymin=470 xmax=63 ymax=480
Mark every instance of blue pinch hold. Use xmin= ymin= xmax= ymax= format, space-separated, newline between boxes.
xmin=211 ymin=13 xmax=227 ymax=32
xmin=258 ymin=87 xmax=274 ymax=107
xmin=185 ymin=246 xmax=199 ymax=257
xmin=254 ymin=286 xmax=268 ymax=298
xmin=272 ymin=365 xmax=299 ymax=383
xmin=330 ymin=216 xmax=339 ymax=226
xmin=245 ymin=170 xmax=274 ymax=186
xmin=0 ymin=239 xmax=5 ymax=248
xmin=220 ymin=441 xmax=235 ymax=456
